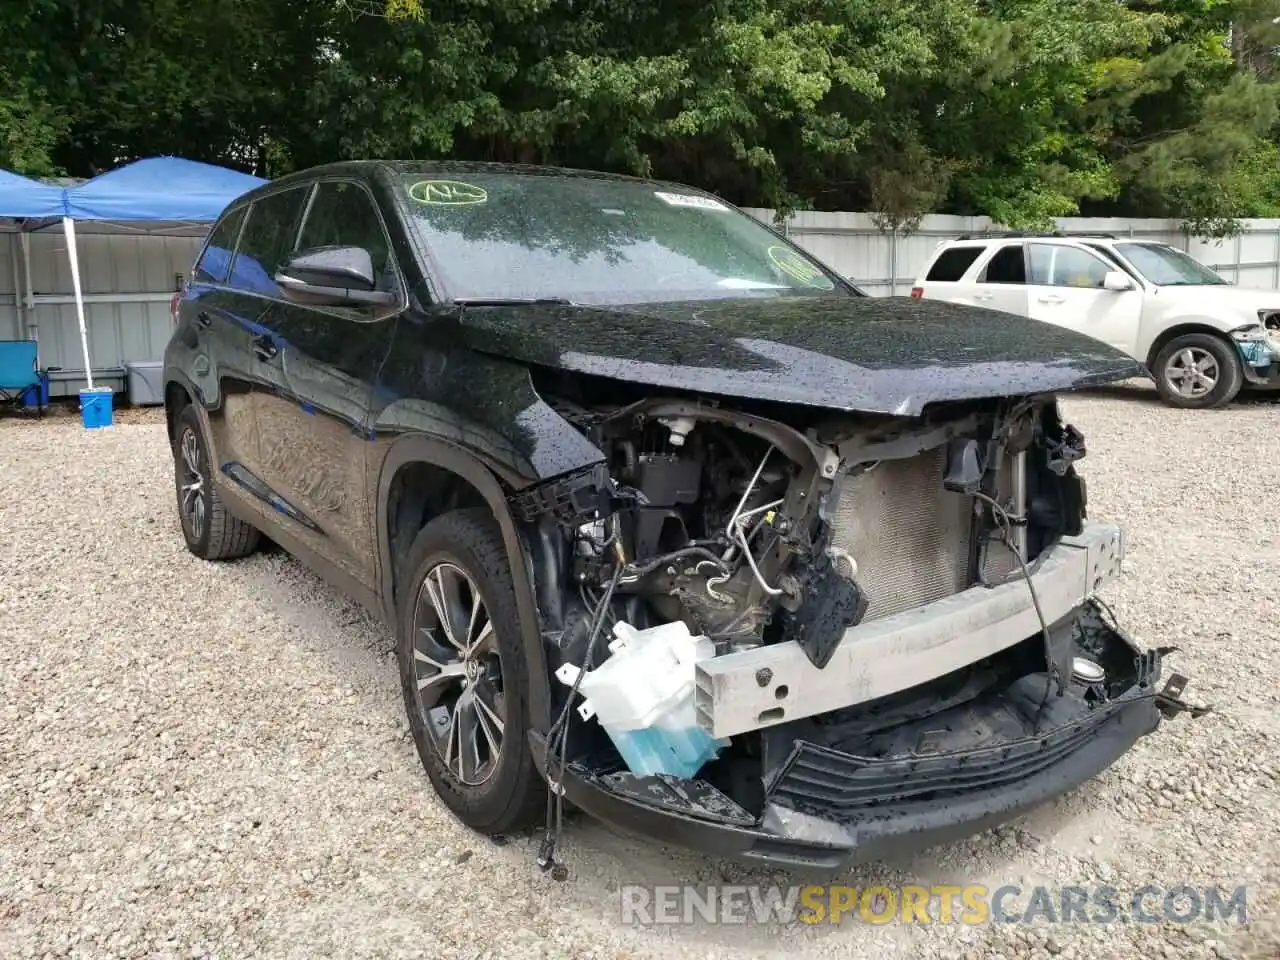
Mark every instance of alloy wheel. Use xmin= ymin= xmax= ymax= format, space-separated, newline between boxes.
xmin=1164 ymin=346 xmax=1219 ymax=400
xmin=178 ymin=427 xmax=207 ymax=542
xmin=410 ymin=562 xmax=506 ymax=785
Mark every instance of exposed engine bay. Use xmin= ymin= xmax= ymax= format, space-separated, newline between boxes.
xmin=514 ymin=377 xmax=1088 ymax=671
xmin=509 ymin=373 xmax=1205 ymax=875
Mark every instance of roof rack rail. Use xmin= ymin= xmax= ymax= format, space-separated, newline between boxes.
xmin=954 ymin=231 xmax=1061 ymax=240
xmin=954 ymin=230 xmax=1117 ymax=241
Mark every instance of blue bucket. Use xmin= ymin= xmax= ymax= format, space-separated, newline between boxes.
xmin=80 ymin=387 xmax=114 ymax=429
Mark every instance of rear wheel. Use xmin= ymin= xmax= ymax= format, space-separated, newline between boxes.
xmin=172 ymin=405 xmax=260 ymax=560
xmin=1153 ymin=333 xmax=1242 ymax=410
xmin=396 ymin=508 xmax=543 ymax=835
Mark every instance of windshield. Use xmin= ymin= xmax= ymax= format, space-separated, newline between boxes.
xmin=1116 ymin=243 xmax=1228 ymax=286
xmin=398 ymin=173 xmax=850 ymax=305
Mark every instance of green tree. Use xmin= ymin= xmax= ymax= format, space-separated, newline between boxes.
xmin=3 ymin=0 xmax=1278 ymax=235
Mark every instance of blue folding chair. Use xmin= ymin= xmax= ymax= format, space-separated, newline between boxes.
xmin=0 ymin=340 xmax=47 ymax=417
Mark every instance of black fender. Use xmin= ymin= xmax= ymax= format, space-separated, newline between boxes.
xmin=162 ymin=364 xmax=203 ymax=408
xmin=375 ymin=433 xmax=551 ymax=734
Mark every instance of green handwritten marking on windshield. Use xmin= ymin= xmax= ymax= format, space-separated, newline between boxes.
xmin=408 ymin=180 xmax=488 ymax=205
xmin=768 ymin=245 xmax=834 ymax=290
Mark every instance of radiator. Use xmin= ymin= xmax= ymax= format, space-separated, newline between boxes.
xmin=828 ymin=447 xmax=1021 ymax=622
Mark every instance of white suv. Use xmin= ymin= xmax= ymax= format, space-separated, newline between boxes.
xmin=911 ymin=233 xmax=1280 ymax=409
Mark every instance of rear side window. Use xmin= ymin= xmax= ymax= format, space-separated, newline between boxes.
xmin=926 ymin=246 xmax=983 ymax=282
xmin=982 ymin=245 xmax=1026 ymax=284
xmin=193 ymin=206 xmax=247 ymax=284
xmin=230 ymin=186 xmax=311 ymax=297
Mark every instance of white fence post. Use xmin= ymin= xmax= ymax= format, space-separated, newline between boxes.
xmin=889 ymin=226 xmax=898 ymax=297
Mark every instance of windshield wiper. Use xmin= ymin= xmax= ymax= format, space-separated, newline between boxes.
xmin=452 ymin=297 xmax=573 ymax=307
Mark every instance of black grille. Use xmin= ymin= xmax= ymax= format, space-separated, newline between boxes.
xmin=767 ymin=706 xmax=1128 ymax=811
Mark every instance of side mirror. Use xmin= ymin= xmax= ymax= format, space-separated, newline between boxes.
xmin=274 ymin=246 xmax=397 ymax=307
xmin=1102 ymin=271 xmax=1133 ymax=292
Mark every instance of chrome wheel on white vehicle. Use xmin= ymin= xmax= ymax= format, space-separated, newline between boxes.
xmin=1152 ymin=332 xmax=1242 ymax=410
xmin=1163 ymin=346 xmax=1219 ymax=400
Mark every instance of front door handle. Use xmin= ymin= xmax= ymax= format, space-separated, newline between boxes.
xmin=974 ymin=292 xmax=994 ymax=301
xmin=194 ymin=311 xmax=212 ymax=328
xmin=1037 ymin=294 xmax=1065 ymax=305
xmin=253 ymin=334 xmax=279 ymax=361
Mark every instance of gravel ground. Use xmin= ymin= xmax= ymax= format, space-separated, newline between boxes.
xmin=0 ymin=385 xmax=1276 ymax=960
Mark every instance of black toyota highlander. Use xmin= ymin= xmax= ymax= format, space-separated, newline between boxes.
xmin=162 ymin=160 xmax=1202 ymax=873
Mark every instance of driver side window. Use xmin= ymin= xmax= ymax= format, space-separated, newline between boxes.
xmin=296 ymin=181 xmax=397 ymax=294
xmin=1029 ymin=244 xmax=1112 ymax=289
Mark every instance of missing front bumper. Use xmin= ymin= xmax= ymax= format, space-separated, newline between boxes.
xmin=530 ymin=683 xmax=1162 ymax=871
xmin=531 ymin=611 xmax=1174 ymax=871
xmin=695 ymin=521 xmax=1125 ymax=739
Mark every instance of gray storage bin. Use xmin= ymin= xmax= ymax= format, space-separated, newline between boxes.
xmin=125 ymin=361 xmax=165 ymax=406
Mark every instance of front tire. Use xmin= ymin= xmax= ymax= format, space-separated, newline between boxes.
xmin=172 ymin=405 xmax=260 ymax=560
xmin=1153 ymin=333 xmax=1243 ymax=409
xmin=396 ymin=508 xmax=543 ymax=835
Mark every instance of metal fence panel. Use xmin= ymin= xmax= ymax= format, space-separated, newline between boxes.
xmin=1 ymin=212 xmax=1279 ymax=395
xmin=0 ymin=236 xmax=20 ymax=341
xmin=743 ymin=209 xmax=1280 ymax=296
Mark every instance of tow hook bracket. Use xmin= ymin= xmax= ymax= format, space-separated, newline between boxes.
xmin=1155 ymin=672 xmax=1213 ymax=720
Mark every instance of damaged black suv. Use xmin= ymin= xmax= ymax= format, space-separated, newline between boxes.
xmin=163 ymin=161 xmax=1200 ymax=871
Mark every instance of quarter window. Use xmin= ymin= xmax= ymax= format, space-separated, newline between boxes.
xmin=926 ymin=246 xmax=983 ymax=282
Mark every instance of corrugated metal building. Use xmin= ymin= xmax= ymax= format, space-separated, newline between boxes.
xmin=0 ymin=232 xmax=203 ymax=397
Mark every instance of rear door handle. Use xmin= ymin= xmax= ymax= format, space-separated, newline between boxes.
xmin=974 ymin=292 xmax=994 ymax=301
xmin=194 ymin=311 xmax=212 ymax=328
xmin=1037 ymin=294 xmax=1065 ymax=304
xmin=252 ymin=334 xmax=279 ymax=361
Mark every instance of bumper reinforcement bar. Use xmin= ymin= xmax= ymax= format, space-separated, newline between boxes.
xmin=694 ymin=522 xmax=1125 ymax=739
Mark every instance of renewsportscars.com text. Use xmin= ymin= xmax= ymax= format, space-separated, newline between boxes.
xmin=618 ymin=884 xmax=1249 ymax=926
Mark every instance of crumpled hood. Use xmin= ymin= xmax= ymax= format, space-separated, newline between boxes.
xmin=454 ymin=295 xmax=1146 ymax=415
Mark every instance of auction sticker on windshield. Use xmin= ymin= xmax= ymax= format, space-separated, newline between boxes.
xmin=654 ymin=191 xmax=729 ymax=211
xmin=768 ymin=245 xmax=835 ymax=290
xmin=408 ymin=180 xmax=488 ymax=205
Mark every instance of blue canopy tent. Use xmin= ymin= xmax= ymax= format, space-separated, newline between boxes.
xmin=3 ymin=157 xmax=266 ymax=394
xmin=63 ymin=156 xmax=266 ymax=225
xmin=0 ymin=169 xmax=67 ymax=224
